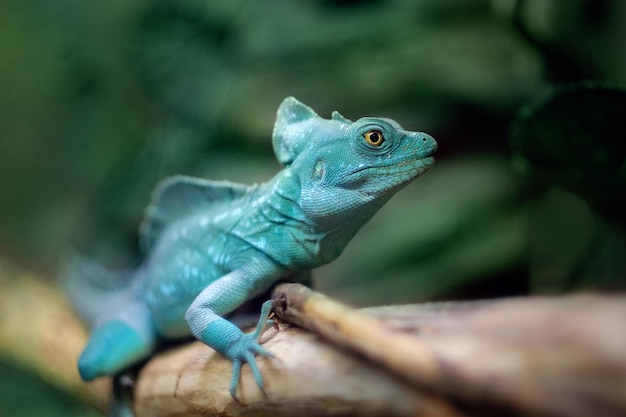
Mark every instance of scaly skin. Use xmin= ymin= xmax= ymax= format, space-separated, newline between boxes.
xmin=71 ymin=97 xmax=437 ymax=399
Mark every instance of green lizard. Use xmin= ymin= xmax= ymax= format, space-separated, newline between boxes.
xmin=68 ymin=96 xmax=437 ymax=399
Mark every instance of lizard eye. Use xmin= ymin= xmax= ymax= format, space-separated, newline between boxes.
xmin=363 ymin=130 xmax=385 ymax=147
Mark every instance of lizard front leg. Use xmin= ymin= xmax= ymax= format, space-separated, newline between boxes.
xmin=184 ymin=257 xmax=285 ymax=399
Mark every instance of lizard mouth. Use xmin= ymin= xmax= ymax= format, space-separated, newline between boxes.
xmin=384 ymin=155 xmax=435 ymax=183
xmin=349 ymin=154 xmax=435 ymax=175
xmin=344 ymin=154 xmax=435 ymax=190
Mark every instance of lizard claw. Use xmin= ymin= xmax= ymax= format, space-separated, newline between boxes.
xmin=227 ymin=333 xmax=274 ymax=399
xmin=228 ymin=300 xmax=276 ymax=399
xmin=251 ymin=300 xmax=275 ymax=340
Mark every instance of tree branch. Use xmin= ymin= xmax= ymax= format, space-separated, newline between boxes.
xmin=2 ymin=264 xmax=625 ymax=417
xmin=271 ymin=283 xmax=626 ymax=417
xmin=0 ymin=262 xmax=110 ymax=411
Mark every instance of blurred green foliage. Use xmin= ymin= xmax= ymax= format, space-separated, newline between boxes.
xmin=511 ymin=82 xmax=626 ymax=291
xmin=0 ymin=357 xmax=100 ymax=417
xmin=0 ymin=0 xmax=625 ymax=415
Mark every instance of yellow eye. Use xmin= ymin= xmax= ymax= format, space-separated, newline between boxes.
xmin=363 ymin=130 xmax=385 ymax=146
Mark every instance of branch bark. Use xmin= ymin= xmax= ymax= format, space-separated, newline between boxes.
xmin=133 ymin=324 xmax=457 ymax=417
xmin=2 ymin=263 xmax=625 ymax=417
xmin=271 ymin=283 xmax=626 ymax=417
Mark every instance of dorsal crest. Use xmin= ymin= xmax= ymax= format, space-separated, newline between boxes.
xmin=139 ymin=175 xmax=252 ymax=252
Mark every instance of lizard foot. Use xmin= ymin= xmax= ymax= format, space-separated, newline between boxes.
xmin=229 ymin=300 xmax=276 ymax=400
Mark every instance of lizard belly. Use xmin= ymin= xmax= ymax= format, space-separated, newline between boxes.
xmin=142 ymin=229 xmax=234 ymax=338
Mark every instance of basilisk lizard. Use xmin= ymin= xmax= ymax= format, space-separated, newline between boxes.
xmin=69 ymin=97 xmax=437 ymax=399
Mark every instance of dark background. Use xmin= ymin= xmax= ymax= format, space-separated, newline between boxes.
xmin=0 ymin=0 xmax=624 ymax=415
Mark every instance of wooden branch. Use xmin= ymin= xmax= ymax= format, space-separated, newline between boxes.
xmin=133 ymin=325 xmax=458 ymax=417
xmin=0 ymin=263 xmax=110 ymax=411
xmin=272 ymin=283 xmax=626 ymax=417
xmin=0 ymin=265 xmax=457 ymax=417
xmin=2 ymin=263 xmax=625 ymax=417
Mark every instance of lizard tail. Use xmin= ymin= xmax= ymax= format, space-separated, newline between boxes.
xmin=62 ymin=253 xmax=137 ymax=326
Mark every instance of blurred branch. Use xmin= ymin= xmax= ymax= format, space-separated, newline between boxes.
xmin=0 ymin=263 xmax=110 ymax=411
xmin=2 ymin=264 xmax=625 ymax=417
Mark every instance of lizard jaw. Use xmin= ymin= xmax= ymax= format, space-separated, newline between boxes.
xmin=344 ymin=154 xmax=435 ymax=186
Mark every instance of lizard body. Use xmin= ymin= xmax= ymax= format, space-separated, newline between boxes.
xmin=70 ymin=97 xmax=437 ymax=398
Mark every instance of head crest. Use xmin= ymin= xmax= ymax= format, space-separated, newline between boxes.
xmin=272 ymin=97 xmax=319 ymax=166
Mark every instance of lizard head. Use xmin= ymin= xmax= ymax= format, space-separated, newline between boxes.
xmin=272 ymin=97 xmax=437 ymax=230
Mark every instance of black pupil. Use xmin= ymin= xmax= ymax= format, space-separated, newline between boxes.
xmin=370 ymin=132 xmax=380 ymax=142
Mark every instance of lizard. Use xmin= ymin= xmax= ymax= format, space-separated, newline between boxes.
xmin=67 ymin=96 xmax=437 ymax=400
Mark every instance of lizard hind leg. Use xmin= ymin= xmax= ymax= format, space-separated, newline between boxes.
xmin=78 ymin=303 xmax=157 ymax=381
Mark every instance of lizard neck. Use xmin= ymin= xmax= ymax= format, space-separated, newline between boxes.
xmin=314 ymin=194 xmax=391 ymax=262
xmin=252 ymin=170 xmax=390 ymax=268
xmin=234 ymin=171 xmax=323 ymax=270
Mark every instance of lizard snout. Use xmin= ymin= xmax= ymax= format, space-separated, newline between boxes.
xmin=411 ymin=132 xmax=438 ymax=159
